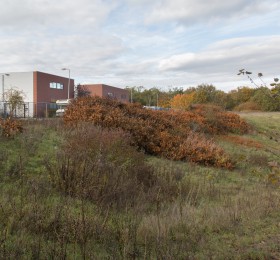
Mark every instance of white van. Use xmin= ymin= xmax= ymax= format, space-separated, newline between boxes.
xmin=56 ymin=99 xmax=71 ymax=117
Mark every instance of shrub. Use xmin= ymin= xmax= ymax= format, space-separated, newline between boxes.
xmin=233 ymin=101 xmax=261 ymax=112
xmin=45 ymin=124 xmax=181 ymax=207
xmin=190 ymin=104 xmax=250 ymax=134
xmin=0 ymin=117 xmax=23 ymax=137
xmin=62 ymin=97 xmax=244 ymax=168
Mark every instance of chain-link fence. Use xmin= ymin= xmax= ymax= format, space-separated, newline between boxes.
xmin=0 ymin=101 xmax=59 ymax=118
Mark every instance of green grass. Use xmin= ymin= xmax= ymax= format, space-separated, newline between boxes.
xmin=239 ymin=111 xmax=280 ymax=148
xmin=0 ymin=114 xmax=280 ymax=259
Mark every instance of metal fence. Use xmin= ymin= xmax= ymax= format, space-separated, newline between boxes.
xmin=0 ymin=101 xmax=59 ymax=118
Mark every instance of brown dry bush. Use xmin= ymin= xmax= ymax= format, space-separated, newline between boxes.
xmin=45 ymin=124 xmax=180 ymax=207
xmin=63 ymin=97 xmax=247 ymax=168
xmin=0 ymin=117 xmax=23 ymax=137
xmin=190 ymin=104 xmax=250 ymax=134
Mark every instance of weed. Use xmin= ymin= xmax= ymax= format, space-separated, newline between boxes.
xmin=45 ymin=124 xmax=173 ymax=208
xmin=0 ymin=112 xmax=279 ymax=259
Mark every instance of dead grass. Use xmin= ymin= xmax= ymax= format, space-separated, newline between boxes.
xmin=219 ymin=135 xmax=263 ymax=148
xmin=0 ymin=113 xmax=280 ymax=258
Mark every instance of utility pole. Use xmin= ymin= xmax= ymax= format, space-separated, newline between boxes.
xmin=61 ymin=68 xmax=70 ymax=99
xmin=2 ymin=74 xmax=9 ymax=102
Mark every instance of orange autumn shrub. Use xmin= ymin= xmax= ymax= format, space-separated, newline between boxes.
xmin=0 ymin=117 xmax=23 ymax=138
xmin=190 ymin=104 xmax=250 ymax=134
xmin=63 ymin=97 xmax=248 ymax=169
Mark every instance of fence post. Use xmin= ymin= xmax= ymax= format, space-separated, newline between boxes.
xmin=45 ymin=103 xmax=48 ymax=118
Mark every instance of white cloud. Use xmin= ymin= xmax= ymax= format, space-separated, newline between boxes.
xmin=155 ymin=35 xmax=280 ymax=91
xmin=0 ymin=32 xmax=126 ymax=76
xmin=0 ymin=0 xmax=116 ymax=31
xmin=0 ymin=0 xmax=279 ymax=92
xmin=145 ymin=0 xmax=280 ymax=25
xmin=159 ymin=36 xmax=280 ymax=76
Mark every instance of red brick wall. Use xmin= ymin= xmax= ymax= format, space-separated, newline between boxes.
xmin=83 ymin=84 xmax=103 ymax=97
xmin=33 ymin=71 xmax=74 ymax=103
xmin=81 ymin=84 xmax=129 ymax=103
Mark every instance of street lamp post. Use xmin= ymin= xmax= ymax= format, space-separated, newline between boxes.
xmin=2 ymin=74 xmax=9 ymax=102
xmin=61 ymin=68 xmax=70 ymax=99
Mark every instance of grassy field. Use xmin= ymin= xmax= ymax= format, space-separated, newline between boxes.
xmin=0 ymin=112 xmax=279 ymax=259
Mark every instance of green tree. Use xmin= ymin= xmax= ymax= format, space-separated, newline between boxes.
xmin=4 ymin=88 xmax=25 ymax=117
xmin=142 ymin=87 xmax=160 ymax=106
xmin=125 ymin=86 xmax=163 ymax=106
xmin=193 ymin=84 xmax=217 ymax=104
xmin=184 ymin=86 xmax=196 ymax=94
xmin=251 ymin=87 xmax=280 ymax=111
xmin=125 ymin=86 xmax=145 ymax=104
xmin=212 ymin=90 xmax=232 ymax=109
xmin=270 ymin=78 xmax=280 ymax=97
xmin=169 ymin=86 xmax=184 ymax=95
xmin=228 ymin=86 xmax=255 ymax=109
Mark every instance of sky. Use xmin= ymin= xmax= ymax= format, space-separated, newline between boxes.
xmin=0 ymin=0 xmax=280 ymax=92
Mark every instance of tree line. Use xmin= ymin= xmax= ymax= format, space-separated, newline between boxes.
xmin=125 ymin=83 xmax=280 ymax=111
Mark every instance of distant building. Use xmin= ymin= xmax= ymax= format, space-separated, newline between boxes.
xmin=79 ymin=84 xmax=129 ymax=103
xmin=1 ymin=71 xmax=74 ymax=116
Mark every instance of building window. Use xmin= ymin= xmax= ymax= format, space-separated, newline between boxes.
xmin=121 ymin=94 xmax=126 ymax=99
xmin=50 ymin=82 xmax=64 ymax=89
xmin=107 ymin=92 xmax=114 ymax=97
xmin=57 ymin=83 xmax=64 ymax=89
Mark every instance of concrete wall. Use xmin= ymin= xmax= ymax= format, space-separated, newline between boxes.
xmin=1 ymin=71 xmax=74 ymax=103
xmin=1 ymin=72 xmax=34 ymax=102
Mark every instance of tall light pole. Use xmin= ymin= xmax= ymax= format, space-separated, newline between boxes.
xmin=2 ymin=74 xmax=9 ymax=102
xmin=61 ymin=68 xmax=70 ymax=99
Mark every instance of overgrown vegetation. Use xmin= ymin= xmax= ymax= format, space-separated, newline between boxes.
xmin=0 ymin=109 xmax=279 ymax=258
xmin=63 ymin=97 xmax=250 ymax=168
xmin=45 ymin=124 xmax=182 ymax=208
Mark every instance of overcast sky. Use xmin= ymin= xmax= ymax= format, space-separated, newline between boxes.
xmin=0 ymin=0 xmax=279 ymax=91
